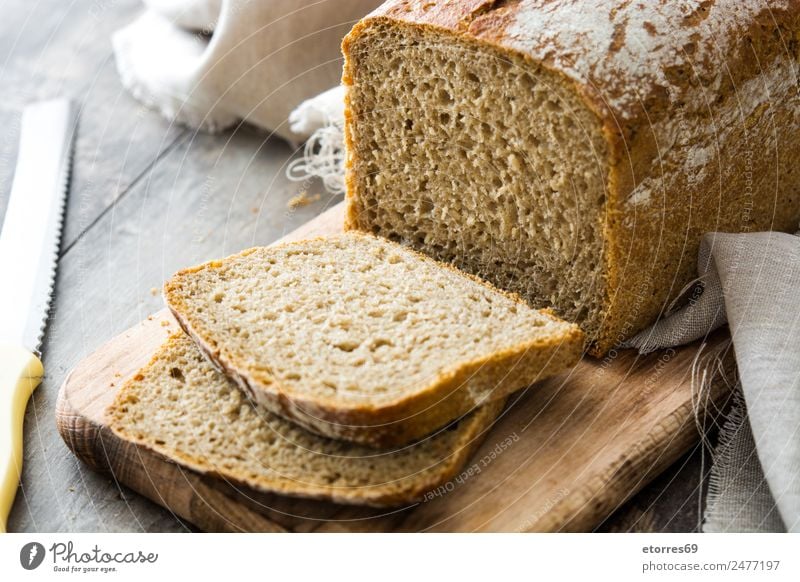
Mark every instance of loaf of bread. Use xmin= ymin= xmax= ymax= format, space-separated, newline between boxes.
xmin=109 ymin=334 xmax=504 ymax=507
xmin=164 ymin=232 xmax=583 ymax=447
xmin=342 ymin=0 xmax=800 ymax=355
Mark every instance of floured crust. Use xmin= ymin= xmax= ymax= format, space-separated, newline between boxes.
xmin=164 ymin=232 xmax=584 ymax=448
xmin=355 ymin=0 xmax=800 ymax=129
xmin=108 ymin=334 xmax=506 ymax=507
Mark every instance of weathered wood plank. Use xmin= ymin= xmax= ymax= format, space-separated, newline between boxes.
xmin=0 ymin=0 xmax=186 ymax=249
xmin=0 ymin=0 xmax=196 ymax=531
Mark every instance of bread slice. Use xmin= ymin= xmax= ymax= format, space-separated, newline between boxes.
xmin=108 ymin=333 xmax=504 ymax=507
xmin=164 ymin=232 xmax=583 ymax=447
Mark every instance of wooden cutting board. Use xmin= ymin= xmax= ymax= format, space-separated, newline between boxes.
xmin=56 ymin=202 xmax=734 ymax=532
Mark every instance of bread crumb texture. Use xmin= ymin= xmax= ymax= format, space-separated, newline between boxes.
xmin=287 ymin=191 xmax=321 ymax=210
xmin=343 ymin=14 xmax=609 ymax=343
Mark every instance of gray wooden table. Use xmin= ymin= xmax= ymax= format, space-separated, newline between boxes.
xmin=2 ymin=0 xmax=708 ymax=532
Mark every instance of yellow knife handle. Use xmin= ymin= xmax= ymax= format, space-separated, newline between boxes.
xmin=0 ymin=344 xmax=43 ymax=533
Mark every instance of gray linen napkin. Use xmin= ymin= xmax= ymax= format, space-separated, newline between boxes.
xmin=624 ymin=231 xmax=800 ymax=532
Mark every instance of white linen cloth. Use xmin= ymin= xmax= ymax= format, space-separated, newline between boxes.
xmin=625 ymin=232 xmax=800 ymax=532
xmin=285 ymin=86 xmax=347 ymax=193
xmin=113 ymin=0 xmax=380 ymax=142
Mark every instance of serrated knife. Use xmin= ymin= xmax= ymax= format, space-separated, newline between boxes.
xmin=0 ymin=99 xmax=77 ymax=532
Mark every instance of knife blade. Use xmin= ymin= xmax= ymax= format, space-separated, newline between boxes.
xmin=0 ymin=99 xmax=77 ymax=532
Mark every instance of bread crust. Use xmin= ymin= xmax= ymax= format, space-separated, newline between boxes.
xmin=342 ymin=0 xmax=800 ymax=355
xmin=164 ymin=232 xmax=584 ymax=448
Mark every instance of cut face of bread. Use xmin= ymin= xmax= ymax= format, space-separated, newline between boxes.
xmin=343 ymin=20 xmax=609 ymax=346
xmin=164 ymin=232 xmax=583 ymax=447
xmin=108 ymin=334 xmax=504 ymax=507
xmin=342 ymin=2 xmax=800 ymax=356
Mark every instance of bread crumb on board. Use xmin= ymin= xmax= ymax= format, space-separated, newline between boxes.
xmin=150 ymin=287 xmax=159 ymax=296
xmin=287 ymin=191 xmax=321 ymax=209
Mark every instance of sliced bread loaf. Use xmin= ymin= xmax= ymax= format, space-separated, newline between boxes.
xmin=164 ymin=232 xmax=583 ymax=447
xmin=342 ymin=1 xmax=800 ymax=355
xmin=108 ymin=333 xmax=504 ymax=507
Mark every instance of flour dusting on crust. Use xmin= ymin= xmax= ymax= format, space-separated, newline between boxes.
xmin=502 ymin=0 xmax=792 ymax=119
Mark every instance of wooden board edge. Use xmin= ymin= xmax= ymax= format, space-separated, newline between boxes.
xmin=538 ymin=338 xmax=736 ymax=532
xmin=56 ymin=370 xmax=106 ymax=472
